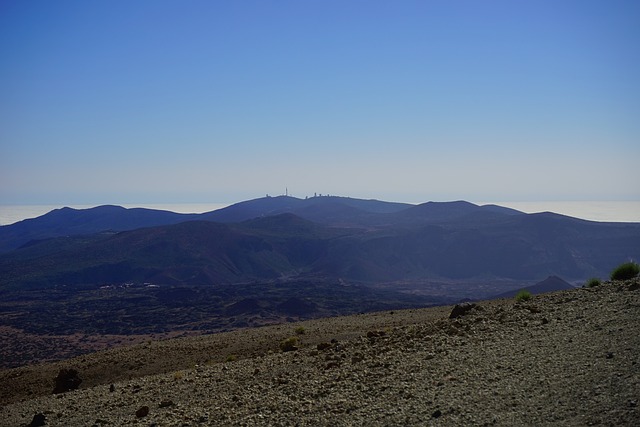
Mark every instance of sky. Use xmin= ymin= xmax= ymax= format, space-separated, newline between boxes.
xmin=1 ymin=0 xmax=639 ymax=207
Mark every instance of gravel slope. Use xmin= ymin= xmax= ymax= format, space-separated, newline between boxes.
xmin=2 ymin=279 xmax=638 ymax=426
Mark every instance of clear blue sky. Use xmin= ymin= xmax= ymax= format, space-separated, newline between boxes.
xmin=1 ymin=0 xmax=639 ymax=205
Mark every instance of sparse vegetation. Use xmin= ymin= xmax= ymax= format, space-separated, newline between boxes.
xmin=515 ymin=290 xmax=532 ymax=302
xmin=586 ymin=277 xmax=601 ymax=288
xmin=280 ymin=336 xmax=299 ymax=352
xmin=294 ymin=326 xmax=305 ymax=335
xmin=610 ymin=261 xmax=640 ymax=281
xmin=225 ymin=354 xmax=237 ymax=362
xmin=173 ymin=370 xmax=184 ymax=380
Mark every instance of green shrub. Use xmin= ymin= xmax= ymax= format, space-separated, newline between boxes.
xmin=280 ymin=336 xmax=299 ymax=352
xmin=515 ymin=289 xmax=532 ymax=302
xmin=586 ymin=277 xmax=601 ymax=288
xmin=610 ymin=261 xmax=640 ymax=281
xmin=225 ymin=354 xmax=237 ymax=362
xmin=294 ymin=326 xmax=305 ymax=335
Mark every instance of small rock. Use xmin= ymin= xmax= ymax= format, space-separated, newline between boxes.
xmin=432 ymin=409 xmax=442 ymax=418
xmin=606 ymin=352 xmax=614 ymax=359
xmin=449 ymin=303 xmax=476 ymax=319
xmin=351 ymin=353 xmax=365 ymax=363
xmin=159 ymin=400 xmax=174 ymax=408
xmin=29 ymin=413 xmax=47 ymax=427
xmin=526 ymin=305 xmax=541 ymax=313
xmin=275 ymin=376 xmax=289 ymax=385
xmin=317 ymin=342 xmax=333 ymax=351
xmin=52 ymin=368 xmax=82 ymax=394
xmin=135 ymin=406 xmax=149 ymax=418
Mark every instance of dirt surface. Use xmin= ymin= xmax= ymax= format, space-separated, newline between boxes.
xmin=1 ymin=279 xmax=638 ymax=426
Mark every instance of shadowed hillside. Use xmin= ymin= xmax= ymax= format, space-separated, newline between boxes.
xmin=2 ymin=201 xmax=639 ymax=288
xmin=0 ymin=205 xmax=198 ymax=253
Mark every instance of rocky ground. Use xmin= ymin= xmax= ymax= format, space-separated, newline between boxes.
xmin=1 ymin=278 xmax=638 ymax=426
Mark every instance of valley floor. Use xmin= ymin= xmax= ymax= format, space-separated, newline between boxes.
xmin=1 ymin=279 xmax=639 ymax=426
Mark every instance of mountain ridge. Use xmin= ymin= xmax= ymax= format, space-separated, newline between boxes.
xmin=1 ymin=196 xmax=597 ymax=255
xmin=0 ymin=196 xmax=410 ymax=252
xmin=1 ymin=210 xmax=639 ymax=290
xmin=1 ymin=196 xmax=639 ymax=290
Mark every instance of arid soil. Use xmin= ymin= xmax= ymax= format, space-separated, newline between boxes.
xmin=1 ymin=279 xmax=638 ymax=426
xmin=0 ymin=327 xmax=205 ymax=370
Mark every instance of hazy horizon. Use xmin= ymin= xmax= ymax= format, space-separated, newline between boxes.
xmin=2 ymin=1 xmax=639 ymax=205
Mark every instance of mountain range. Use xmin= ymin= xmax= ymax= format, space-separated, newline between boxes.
xmin=1 ymin=195 xmax=639 ymax=291
xmin=2 ymin=195 xmax=639 ymax=367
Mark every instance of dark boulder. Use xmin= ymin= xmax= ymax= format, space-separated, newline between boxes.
xmin=52 ymin=368 xmax=82 ymax=394
xmin=317 ymin=342 xmax=333 ymax=351
xmin=29 ymin=413 xmax=47 ymax=427
xmin=449 ymin=303 xmax=476 ymax=319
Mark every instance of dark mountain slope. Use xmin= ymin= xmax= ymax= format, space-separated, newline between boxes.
xmin=307 ymin=196 xmax=411 ymax=214
xmin=0 ymin=196 xmax=410 ymax=253
xmin=0 ymin=205 xmax=198 ymax=253
xmin=282 ymin=201 xmax=375 ymax=225
xmin=200 ymin=195 xmax=412 ymax=225
xmin=386 ymin=200 xmax=522 ymax=225
xmin=309 ymin=213 xmax=640 ymax=282
xmin=492 ymin=275 xmax=576 ymax=298
xmin=2 ymin=209 xmax=639 ymax=289
xmin=0 ymin=198 xmax=521 ymax=256
xmin=198 ymin=196 xmax=306 ymax=223
xmin=0 ymin=216 xmax=334 ymax=289
xmin=498 ymin=212 xmax=640 ymax=275
xmin=206 ymin=198 xmax=521 ymax=228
